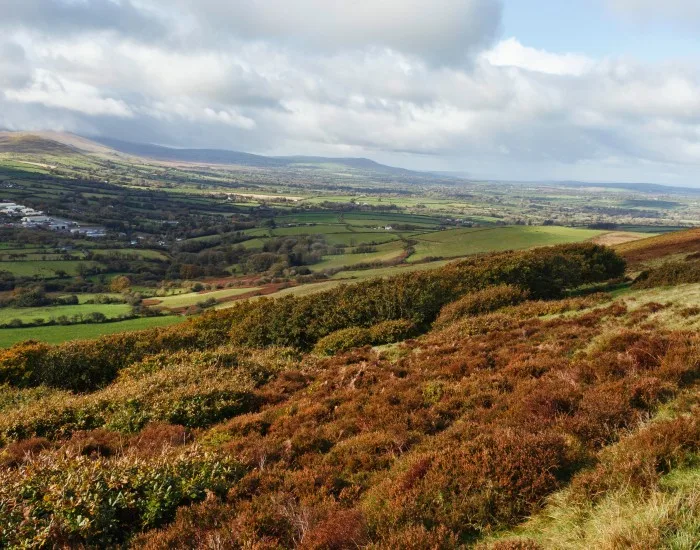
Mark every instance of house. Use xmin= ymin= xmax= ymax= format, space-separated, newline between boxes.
xmin=21 ymin=215 xmax=51 ymax=226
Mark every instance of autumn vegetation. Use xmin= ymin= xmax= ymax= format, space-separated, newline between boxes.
xmin=0 ymin=238 xmax=698 ymax=549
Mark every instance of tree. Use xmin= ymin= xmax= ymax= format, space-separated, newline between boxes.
xmin=110 ymin=275 xmax=131 ymax=293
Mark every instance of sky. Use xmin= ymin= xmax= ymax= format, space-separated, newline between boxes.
xmin=1 ymin=1 xmax=700 ymax=185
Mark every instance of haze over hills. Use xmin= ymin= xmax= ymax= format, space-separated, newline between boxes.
xmin=4 ymin=130 xmax=700 ymax=195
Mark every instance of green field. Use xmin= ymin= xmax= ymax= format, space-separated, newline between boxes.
xmin=150 ymin=286 xmax=262 ymax=309
xmin=0 ymin=260 xmax=103 ymax=278
xmin=311 ymin=241 xmax=406 ymax=272
xmin=332 ymin=259 xmax=453 ymax=281
xmin=0 ymin=303 xmax=132 ymax=324
xmin=0 ymin=315 xmax=182 ymax=348
xmin=408 ymin=226 xmax=603 ymax=262
xmin=92 ymin=249 xmax=169 ymax=260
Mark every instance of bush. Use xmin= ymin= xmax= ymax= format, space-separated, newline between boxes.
xmin=633 ymin=259 xmax=700 ymax=289
xmin=364 ymin=430 xmax=573 ymax=538
xmin=314 ymin=327 xmax=373 ymax=356
xmin=368 ymin=319 xmax=418 ymax=345
xmin=0 ymin=449 xmax=244 ymax=548
xmin=434 ymin=285 xmax=529 ymax=327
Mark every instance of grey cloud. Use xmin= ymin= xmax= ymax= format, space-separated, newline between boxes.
xmin=0 ymin=42 xmax=31 ymax=89
xmin=161 ymin=0 xmax=503 ymax=65
xmin=1 ymin=0 xmax=167 ymax=40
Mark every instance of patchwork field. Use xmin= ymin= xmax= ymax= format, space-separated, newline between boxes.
xmin=408 ymin=226 xmax=604 ymax=262
xmin=0 ymin=315 xmax=181 ymax=347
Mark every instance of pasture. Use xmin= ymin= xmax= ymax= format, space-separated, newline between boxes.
xmin=0 ymin=303 xmax=132 ymax=324
xmin=148 ymin=286 xmax=262 ymax=309
xmin=408 ymin=226 xmax=603 ymax=262
xmin=0 ymin=315 xmax=181 ymax=348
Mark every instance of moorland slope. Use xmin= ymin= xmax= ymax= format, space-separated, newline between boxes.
xmin=0 ymin=234 xmax=697 ymax=549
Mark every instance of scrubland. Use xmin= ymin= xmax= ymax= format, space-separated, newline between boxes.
xmin=0 ymin=237 xmax=697 ymax=549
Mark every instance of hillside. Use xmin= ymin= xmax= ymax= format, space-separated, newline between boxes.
xmin=0 ymin=239 xmax=697 ymax=548
xmin=90 ymin=136 xmax=415 ymax=174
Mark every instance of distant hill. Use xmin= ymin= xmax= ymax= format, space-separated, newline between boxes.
xmin=0 ymin=132 xmax=82 ymax=156
xmin=436 ymin=171 xmax=700 ymax=195
xmin=90 ymin=136 xmax=413 ymax=174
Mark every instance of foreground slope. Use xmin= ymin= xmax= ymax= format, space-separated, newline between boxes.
xmin=0 ymin=242 xmax=697 ymax=548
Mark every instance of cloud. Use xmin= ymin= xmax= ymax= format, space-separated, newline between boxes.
xmin=5 ymin=69 xmax=133 ymax=117
xmin=163 ymin=0 xmax=503 ymax=65
xmin=0 ymin=42 xmax=31 ymax=89
xmin=0 ymin=0 xmax=166 ymax=40
xmin=483 ymin=38 xmax=593 ymax=76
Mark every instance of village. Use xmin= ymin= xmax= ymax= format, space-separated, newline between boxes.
xmin=0 ymin=201 xmax=106 ymax=237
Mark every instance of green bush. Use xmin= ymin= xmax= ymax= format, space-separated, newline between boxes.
xmin=368 ymin=319 xmax=418 ymax=345
xmin=0 ymin=346 xmax=292 ymax=444
xmin=0 ymin=448 xmax=244 ymax=548
xmin=314 ymin=327 xmax=373 ymax=356
xmin=434 ymin=284 xmax=529 ymax=328
xmin=633 ymin=259 xmax=700 ymax=289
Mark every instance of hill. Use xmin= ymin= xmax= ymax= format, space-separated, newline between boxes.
xmin=0 ymin=132 xmax=82 ymax=157
xmin=0 ymin=239 xmax=697 ymax=548
xmin=90 ymin=136 xmax=414 ymax=173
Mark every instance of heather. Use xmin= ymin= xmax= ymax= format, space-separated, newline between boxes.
xmin=0 ymin=241 xmax=697 ymax=549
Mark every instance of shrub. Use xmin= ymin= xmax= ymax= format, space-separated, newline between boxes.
xmin=314 ymin=327 xmax=373 ymax=356
xmin=570 ymin=415 xmax=700 ymax=502
xmin=364 ymin=430 xmax=573 ymax=538
xmin=368 ymin=319 xmax=418 ymax=345
xmin=434 ymin=285 xmax=529 ymax=328
xmin=0 ymin=437 xmax=52 ymax=468
xmin=0 ymin=448 xmax=244 ymax=548
xmin=633 ymin=259 xmax=700 ymax=289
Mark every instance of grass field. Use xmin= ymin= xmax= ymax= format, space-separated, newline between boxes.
xmin=0 ymin=315 xmax=182 ymax=347
xmin=408 ymin=226 xmax=603 ymax=262
xmin=311 ymin=241 xmax=406 ymax=271
xmin=0 ymin=260 xmax=103 ymax=278
xmin=149 ymin=286 xmax=261 ymax=309
xmin=0 ymin=303 xmax=132 ymax=324
xmin=332 ymin=259 xmax=454 ymax=281
xmin=92 ymin=249 xmax=169 ymax=260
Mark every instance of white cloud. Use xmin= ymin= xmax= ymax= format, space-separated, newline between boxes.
xmin=483 ymin=38 xmax=593 ymax=76
xmin=4 ymin=69 xmax=133 ymax=117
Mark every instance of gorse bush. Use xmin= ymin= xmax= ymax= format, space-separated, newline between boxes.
xmin=230 ymin=243 xmax=625 ymax=351
xmin=314 ymin=327 xmax=373 ymax=356
xmin=0 ymin=448 xmax=244 ymax=548
xmin=0 ymin=346 xmax=297 ymax=444
xmin=0 ymin=243 xmax=623 ymax=392
xmin=434 ymin=284 xmax=528 ymax=328
xmin=633 ymin=259 xmax=700 ymax=289
xmin=313 ymin=320 xmax=417 ymax=356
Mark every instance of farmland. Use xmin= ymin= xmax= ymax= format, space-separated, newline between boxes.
xmin=408 ymin=225 xmax=604 ymax=262
xmin=0 ymin=315 xmax=181 ymax=347
xmin=0 ymin=132 xmax=697 ymax=347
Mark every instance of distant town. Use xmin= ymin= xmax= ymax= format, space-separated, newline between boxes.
xmin=0 ymin=201 xmax=106 ymax=237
